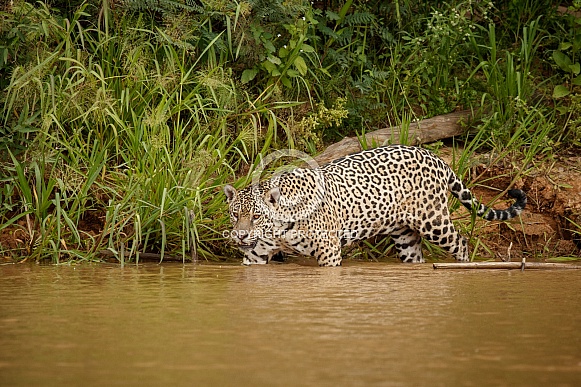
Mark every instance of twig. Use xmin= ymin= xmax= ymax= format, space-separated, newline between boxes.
xmin=433 ymin=261 xmax=581 ymax=270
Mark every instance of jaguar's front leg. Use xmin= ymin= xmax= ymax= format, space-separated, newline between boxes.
xmin=242 ymin=249 xmax=268 ymax=265
xmin=314 ymin=237 xmax=343 ymax=267
xmin=241 ymin=240 xmax=278 ymax=265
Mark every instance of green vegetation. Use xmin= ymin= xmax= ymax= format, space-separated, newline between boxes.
xmin=1 ymin=0 xmax=579 ymax=263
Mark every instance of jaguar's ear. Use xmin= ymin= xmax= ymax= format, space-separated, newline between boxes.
xmin=265 ymin=186 xmax=281 ymax=206
xmin=223 ymin=184 xmax=237 ymax=202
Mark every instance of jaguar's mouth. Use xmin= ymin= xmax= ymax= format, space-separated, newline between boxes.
xmin=236 ymin=241 xmax=257 ymax=250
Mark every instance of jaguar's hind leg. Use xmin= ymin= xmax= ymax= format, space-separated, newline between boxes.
xmin=391 ymin=228 xmax=424 ymax=263
xmin=421 ymin=224 xmax=469 ymax=261
xmin=439 ymin=231 xmax=469 ymax=261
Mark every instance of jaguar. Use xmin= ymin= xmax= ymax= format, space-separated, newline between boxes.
xmin=224 ymin=145 xmax=526 ymax=266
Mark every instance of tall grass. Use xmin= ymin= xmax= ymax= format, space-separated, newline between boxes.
xmin=0 ymin=1 xmax=300 ymax=262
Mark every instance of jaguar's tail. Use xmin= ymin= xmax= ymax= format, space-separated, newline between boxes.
xmin=447 ymin=172 xmax=526 ymax=221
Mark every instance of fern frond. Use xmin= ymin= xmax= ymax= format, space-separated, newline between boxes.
xmin=344 ymin=11 xmax=375 ymax=26
xmin=123 ymin=0 xmax=204 ymax=14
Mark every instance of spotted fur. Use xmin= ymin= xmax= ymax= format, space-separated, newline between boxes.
xmin=224 ymin=145 xmax=526 ymax=266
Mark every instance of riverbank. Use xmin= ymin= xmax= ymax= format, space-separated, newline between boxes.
xmin=1 ymin=143 xmax=579 ymax=264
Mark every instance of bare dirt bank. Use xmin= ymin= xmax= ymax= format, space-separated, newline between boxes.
xmin=453 ymin=151 xmax=581 ymax=260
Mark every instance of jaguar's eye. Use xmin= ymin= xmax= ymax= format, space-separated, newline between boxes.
xmin=252 ymin=214 xmax=261 ymax=220
xmin=232 ymin=212 xmax=239 ymax=219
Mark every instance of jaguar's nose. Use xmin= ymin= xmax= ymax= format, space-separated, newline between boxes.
xmin=235 ymin=230 xmax=250 ymax=243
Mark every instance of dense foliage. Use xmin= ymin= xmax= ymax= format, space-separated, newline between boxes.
xmin=0 ymin=0 xmax=579 ymax=262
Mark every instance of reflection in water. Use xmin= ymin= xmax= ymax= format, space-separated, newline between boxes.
xmin=0 ymin=263 xmax=580 ymax=386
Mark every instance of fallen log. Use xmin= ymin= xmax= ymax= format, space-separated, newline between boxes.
xmin=314 ymin=110 xmax=472 ymax=165
xmin=433 ymin=260 xmax=581 ymax=270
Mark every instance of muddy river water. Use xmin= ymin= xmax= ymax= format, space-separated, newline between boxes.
xmin=1 ymin=262 xmax=580 ymax=386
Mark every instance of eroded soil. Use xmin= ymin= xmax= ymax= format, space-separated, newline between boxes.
xmin=441 ymin=149 xmax=581 ymax=260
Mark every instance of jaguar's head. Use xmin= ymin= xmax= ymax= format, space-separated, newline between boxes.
xmin=224 ymin=170 xmax=324 ymax=265
xmin=223 ymin=183 xmax=281 ymax=253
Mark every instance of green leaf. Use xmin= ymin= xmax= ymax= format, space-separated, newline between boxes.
xmin=279 ymin=46 xmax=288 ymax=58
xmin=294 ymin=55 xmax=308 ymax=76
xmin=8 ymin=149 xmax=32 ymax=206
xmin=262 ymin=60 xmax=278 ymax=75
xmin=263 ymin=40 xmax=275 ymax=53
xmin=575 ymin=33 xmax=581 ymax=50
xmin=267 ymin=55 xmax=281 ymax=65
xmin=553 ymin=85 xmax=570 ymax=99
xmin=572 ymin=75 xmax=581 ymax=86
xmin=286 ymin=69 xmax=299 ymax=78
xmin=338 ymin=0 xmax=353 ymax=23
xmin=319 ymin=67 xmax=332 ymax=77
xmin=301 ymin=44 xmax=315 ymax=53
xmin=326 ymin=10 xmax=340 ymax=21
xmin=281 ymin=76 xmax=292 ymax=88
xmin=570 ymin=62 xmax=580 ymax=75
xmin=560 ymin=42 xmax=572 ymax=50
xmin=553 ymin=51 xmax=572 ymax=72
xmin=241 ymin=68 xmax=258 ymax=83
